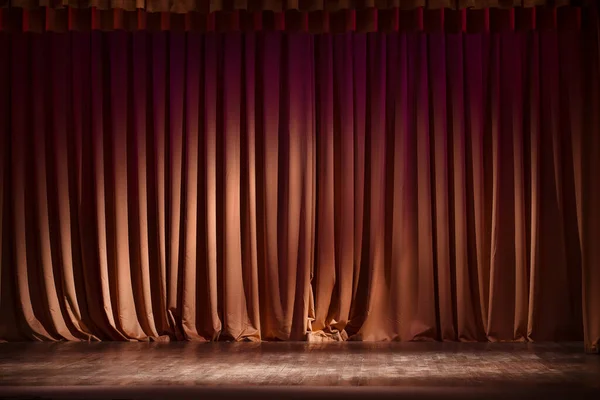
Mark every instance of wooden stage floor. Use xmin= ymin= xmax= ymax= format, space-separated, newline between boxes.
xmin=0 ymin=342 xmax=598 ymax=399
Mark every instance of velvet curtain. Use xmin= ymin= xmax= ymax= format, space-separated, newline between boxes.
xmin=1 ymin=24 xmax=599 ymax=352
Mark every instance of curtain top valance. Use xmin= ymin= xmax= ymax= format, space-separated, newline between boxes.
xmin=2 ymin=0 xmax=597 ymax=13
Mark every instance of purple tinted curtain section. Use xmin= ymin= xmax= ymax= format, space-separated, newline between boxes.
xmin=0 ymin=30 xmax=599 ymax=352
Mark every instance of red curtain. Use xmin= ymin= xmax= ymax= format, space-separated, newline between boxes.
xmin=1 ymin=16 xmax=599 ymax=352
xmin=0 ymin=5 xmax=589 ymax=33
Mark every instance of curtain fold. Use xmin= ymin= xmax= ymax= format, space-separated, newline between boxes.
xmin=1 ymin=27 xmax=599 ymax=351
xmin=581 ymin=7 xmax=600 ymax=353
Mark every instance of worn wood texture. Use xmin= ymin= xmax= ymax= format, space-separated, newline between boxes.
xmin=0 ymin=342 xmax=598 ymax=399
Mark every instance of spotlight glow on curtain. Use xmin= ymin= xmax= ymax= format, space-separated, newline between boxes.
xmin=0 ymin=27 xmax=599 ymax=352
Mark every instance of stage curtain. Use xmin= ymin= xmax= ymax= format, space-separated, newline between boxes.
xmin=2 ymin=0 xmax=593 ymax=13
xmin=0 ymin=2 xmax=595 ymax=33
xmin=1 ymin=24 xmax=599 ymax=352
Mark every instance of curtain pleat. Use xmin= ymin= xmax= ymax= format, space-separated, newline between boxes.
xmin=582 ymin=14 xmax=600 ymax=354
xmin=0 ymin=31 xmax=11 ymax=342
xmin=1 ymin=29 xmax=599 ymax=351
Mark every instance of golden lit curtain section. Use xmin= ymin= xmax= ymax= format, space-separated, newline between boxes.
xmin=1 ymin=24 xmax=600 ymax=352
xmin=1 ymin=31 xmax=316 ymax=342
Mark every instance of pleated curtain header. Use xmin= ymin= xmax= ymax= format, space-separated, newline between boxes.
xmin=1 ymin=1 xmax=595 ymax=32
xmin=2 ymin=0 xmax=596 ymax=12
